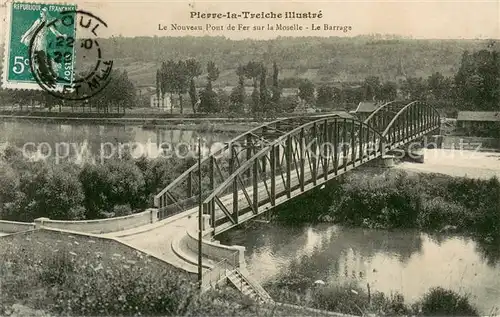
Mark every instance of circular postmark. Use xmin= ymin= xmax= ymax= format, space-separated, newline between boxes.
xmin=28 ymin=9 xmax=113 ymax=101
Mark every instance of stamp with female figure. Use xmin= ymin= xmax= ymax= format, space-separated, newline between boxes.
xmin=2 ymin=1 xmax=77 ymax=90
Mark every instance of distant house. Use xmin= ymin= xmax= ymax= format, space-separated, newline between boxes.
xmin=350 ymin=101 xmax=379 ymax=121
xmin=456 ymin=111 xmax=500 ymax=137
xmin=150 ymin=94 xmax=173 ymax=110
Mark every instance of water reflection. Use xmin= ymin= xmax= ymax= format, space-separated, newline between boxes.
xmin=219 ymin=223 xmax=500 ymax=314
xmin=0 ymin=121 xmax=232 ymax=160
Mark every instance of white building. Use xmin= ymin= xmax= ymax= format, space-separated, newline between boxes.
xmin=150 ymin=94 xmax=172 ymax=110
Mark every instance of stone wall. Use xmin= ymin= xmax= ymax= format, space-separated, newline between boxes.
xmin=34 ymin=209 xmax=158 ymax=234
xmin=0 ymin=220 xmax=35 ymax=233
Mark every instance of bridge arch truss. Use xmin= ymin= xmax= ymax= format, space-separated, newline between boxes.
xmin=202 ymin=117 xmax=386 ymax=234
xmin=154 ymin=100 xmax=441 ymax=234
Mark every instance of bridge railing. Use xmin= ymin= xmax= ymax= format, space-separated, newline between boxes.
xmin=381 ymin=101 xmax=441 ymax=148
xmin=154 ymin=114 xmax=346 ymax=219
xmin=202 ymin=251 xmax=239 ymax=290
xmin=363 ymin=100 xmax=409 ymax=133
xmin=201 ymin=117 xmax=386 ymax=233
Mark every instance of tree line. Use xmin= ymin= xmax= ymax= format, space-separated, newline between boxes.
xmin=155 ymin=48 xmax=499 ymax=116
xmin=156 ymin=59 xmax=290 ymax=116
xmin=292 ymin=48 xmax=499 ymax=112
xmin=0 ymin=69 xmax=137 ymax=113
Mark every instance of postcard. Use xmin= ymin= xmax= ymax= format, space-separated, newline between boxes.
xmin=0 ymin=1 xmax=499 ymax=316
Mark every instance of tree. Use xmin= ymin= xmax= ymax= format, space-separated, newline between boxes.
xmin=427 ymin=72 xmax=446 ymax=100
xmin=363 ymin=76 xmax=382 ymax=101
xmin=316 ymin=85 xmax=335 ymax=108
xmin=105 ymin=160 xmax=146 ymax=210
xmin=298 ymin=79 xmax=315 ymax=105
xmin=173 ymin=60 xmax=188 ymax=114
xmin=199 ymin=61 xmax=220 ymax=113
xmin=217 ymin=89 xmax=230 ymax=113
xmin=402 ymin=77 xmax=427 ymax=100
xmin=242 ymin=61 xmax=262 ymax=113
xmin=186 ymin=59 xmax=202 ymax=113
xmin=161 ymin=60 xmax=176 ymax=113
xmin=155 ymin=69 xmax=161 ymax=108
xmin=116 ymin=70 xmax=136 ymax=112
xmin=259 ymin=64 xmax=270 ymax=113
xmin=455 ymin=49 xmax=500 ymax=110
xmin=380 ymin=81 xmax=398 ymax=101
xmin=230 ymin=65 xmax=246 ymax=113
xmin=93 ymin=70 xmax=136 ymax=113
xmin=79 ymin=163 xmax=112 ymax=219
xmin=17 ymin=162 xmax=85 ymax=221
xmin=279 ymin=95 xmax=300 ymax=113
xmin=88 ymin=69 xmax=135 ymax=113
xmin=43 ymin=91 xmax=60 ymax=112
xmin=271 ymin=61 xmax=281 ymax=106
xmin=0 ymin=163 xmax=19 ymax=217
xmin=342 ymin=86 xmax=364 ymax=106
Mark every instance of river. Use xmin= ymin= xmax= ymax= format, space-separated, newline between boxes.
xmin=219 ymin=223 xmax=500 ymax=315
xmin=0 ymin=121 xmax=232 ymax=161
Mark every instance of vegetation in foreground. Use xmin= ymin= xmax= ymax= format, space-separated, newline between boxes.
xmin=265 ymin=278 xmax=481 ymax=316
xmin=0 ymin=144 xmax=200 ymax=222
xmin=0 ymin=230 xmax=484 ymax=317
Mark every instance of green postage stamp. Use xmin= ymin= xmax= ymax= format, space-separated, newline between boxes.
xmin=2 ymin=1 xmax=77 ymax=90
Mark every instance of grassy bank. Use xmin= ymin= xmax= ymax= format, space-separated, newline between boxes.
xmin=275 ymin=170 xmax=500 ymax=243
xmin=264 ymin=278 xmax=481 ymax=316
xmin=0 ymin=230 xmax=361 ymax=317
xmin=0 ymin=230 xmax=483 ymax=317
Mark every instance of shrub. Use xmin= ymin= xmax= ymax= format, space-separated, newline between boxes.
xmin=112 ymin=204 xmax=132 ymax=217
xmin=416 ymin=287 xmax=479 ymax=316
xmin=417 ymin=197 xmax=470 ymax=230
xmin=105 ymin=160 xmax=146 ymax=209
xmin=13 ymin=162 xmax=85 ymax=221
xmin=79 ymin=163 xmax=112 ymax=219
xmin=0 ymin=163 xmax=20 ymax=216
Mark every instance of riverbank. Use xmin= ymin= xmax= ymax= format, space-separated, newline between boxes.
xmin=275 ymin=169 xmax=500 ymax=240
xmin=0 ymin=229 xmax=346 ymax=317
xmin=0 ymin=114 xmax=258 ymax=133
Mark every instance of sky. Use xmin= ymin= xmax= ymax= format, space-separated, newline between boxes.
xmin=0 ymin=0 xmax=499 ymax=41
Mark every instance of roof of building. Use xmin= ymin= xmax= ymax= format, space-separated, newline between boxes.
xmin=354 ymin=101 xmax=378 ymax=113
xmin=457 ymin=111 xmax=500 ymax=122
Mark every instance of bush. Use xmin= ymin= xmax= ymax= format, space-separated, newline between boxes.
xmin=105 ymin=160 xmax=146 ymax=209
xmin=112 ymin=204 xmax=132 ymax=217
xmin=79 ymin=163 xmax=112 ymax=219
xmin=276 ymin=170 xmax=500 ymax=240
xmin=417 ymin=197 xmax=470 ymax=230
xmin=416 ymin=287 xmax=479 ymax=316
xmin=9 ymin=162 xmax=85 ymax=221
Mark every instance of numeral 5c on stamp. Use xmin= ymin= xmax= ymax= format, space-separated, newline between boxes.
xmin=2 ymin=1 xmax=77 ymax=90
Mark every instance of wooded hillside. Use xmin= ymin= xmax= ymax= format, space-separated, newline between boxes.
xmin=95 ymin=36 xmax=488 ymax=86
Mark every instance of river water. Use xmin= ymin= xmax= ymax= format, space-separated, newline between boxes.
xmin=220 ymin=223 xmax=500 ymax=314
xmin=0 ymin=121 xmax=232 ymax=162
